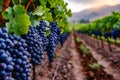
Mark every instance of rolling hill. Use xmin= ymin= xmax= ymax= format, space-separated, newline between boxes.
xmin=69 ymin=4 xmax=120 ymax=23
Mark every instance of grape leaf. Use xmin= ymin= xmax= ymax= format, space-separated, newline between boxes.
xmin=39 ymin=0 xmax=47 ymax=8
xmin=13 ymin=5 xmax=27 ymax=15
xmin=6 ymin=20 xmax=16 ymax=33
xmin=0 ymin=5 xmax=3 ymax=12
xmin=12 ymin=0 xmax=20 ymax=4
xmin=0 ymin=0 xmax=4 ymax=5
xmin=45 ymin=28 xmax=50 ymax=36
xmin=67 ymin=9 xmax=72 ymax=17
xmin=44 ymin=12 xmax=53 ymax=21
xmin=14 ymin=13 xmax=31 ymax=35
xmin=113 ymin=21 xmax=120 ymax=30
xmin=30 ymin=14 xmax=40 ymax=26
xmin=2 ymin=7 xmax=13 ymax=20
xmin=44 ymin=20 xmax=49 ymax=26
xmin=33 ymin=6 xmax=45 ymax=16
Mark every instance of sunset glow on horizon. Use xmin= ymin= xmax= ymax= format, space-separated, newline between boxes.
xmin=64 ymin=0 xmax=120 ymax=13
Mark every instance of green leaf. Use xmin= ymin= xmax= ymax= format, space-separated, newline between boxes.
xmin=33 ymin=6 xmax=45 ymax=16
xmin=39 ymin=0 xmax=47 ymax=8
xmin=12 ymin=0 xmax=20 ymax=4
xmin=44 ymin=12 xmax=53 ymax=21
xmin=6 ymin=20 xmax=16 ymax=33
xmin=0 ymin=0 xmax=4 ymax=5
xmin=13 ymin=5 xmax=27 ymax=15
xmin=2 ymin=7 xmax=13 ymax=20
xmin=0 ymin=5 xmax=3 ymax=12
xmin=106 ymin=22 xmax=111 ymax=30
xmin=48 ymin=0 xmax=55 ymax=8
xmin=89 ymin=63 xmax=101 ymax=70
xmin=29 ymin=13 xmax=40 ymax=26
xmin=67 ymin=9 xmax=72 ymax=17
xmin=44 ymin=20 xmax=49 ymax=26
xmin=6 ymin=13 xmax=31 ymax=35
xmin=113 ymin=21 xmax=120 ymax=30
xmin=14 ymin=13 xmax=31 ymax=35
xmin=45 ymin=28 xmax=50 ymax=36
xmin=75 ymin=37 xmax=81 ymax=42
xmin=30 ymin=17 xmax=40 ymax=26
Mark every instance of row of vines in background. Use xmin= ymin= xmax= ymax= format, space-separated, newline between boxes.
xmin=75 ymin=12 xmax=120 ymax=52
xmin=0 ymin=0 xmax=71 ymax=80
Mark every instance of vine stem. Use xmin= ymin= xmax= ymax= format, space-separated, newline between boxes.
xmin=2 ymin=0 xmax=11 ymax=12
xmin=0 ymin=0 xmax=11 ymax=26
xmin=52 ymin=56 xmax=62 ymax=80
xmin=33 ymin=65 xmax=36 ymax=80
xmin=25 ymin=0 xmax=33 ymax=10
xmin=32 ymin=2 xmax=36 ymax=10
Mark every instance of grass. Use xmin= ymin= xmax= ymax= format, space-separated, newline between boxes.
xmin=75 ymin=37 xmax=81 ymax=42
xmin=116 ymin=39 xmax=120 ymax=44
xmin=80 ymin=44 xmax=90 ymax=55
xmin=54 ymin=54 xmax=60 ymax=59
xmin=88 ymin=62 xmax=101 ymax=70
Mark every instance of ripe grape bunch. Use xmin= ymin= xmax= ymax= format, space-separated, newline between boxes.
xmin=0 ymin=28 xmax=14 ymax=80
xmin=0 ymin=21 xmax=62 ymax=80
xmin=111 ymin=29 xmax=120 ymax=40
xmin=36 ymin=21 xmax=49 ymax=51
xmin=59 ymin=32 xmax=70 ymax=46
xmin=22 ymin=21 xmax=62 ymax=64
xmin=0 ymin=28 xmax=31 ymax=80
xmin=91 ymin=30 xmax=102 ymax=37
xmin=46 ymin=22 xmax=61 ymax=62
xmin=104 ymin=32 xmax=112 ymax=38
xmin=103 ymin=30 xmax=120 ymax=40
xmin=22 ymin=26 xmax=44 ymax=65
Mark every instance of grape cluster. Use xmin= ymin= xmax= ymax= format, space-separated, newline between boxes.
xmin=22 ymin=26 xmax=44 ymax=65
xmin=0 ymin=28 xmax=31 ymax=80
xmin=46 ymin=22 xmax=61 ymax=62
xmin=111 ymin=29 xmax=120 ymax=40
xmin=26 ymin=21 xmax=62 ymax=63
xmin=104 ymin=32 xmax=112 ymax=38
xmin=103 ymin=29 xmax=120 ymax=39
xmin=0 ymin=50 xmax=14 ymax=80
xmin=23 ymin=21 xmax=62 ymax=64
xmin=0 ymin=28 xmax=14 ymax=80
xmin=91 ymin=30 xmax=102 ymax=37
xmin=36 ymin=21 xmax=49 ymax=51
xmin=0 ymin=21 xmax=62 ymax=79
xmin=59 ymin=32 xmax=70 ymax=46
xmin=9 ymin=36 xmax=31 ymax=80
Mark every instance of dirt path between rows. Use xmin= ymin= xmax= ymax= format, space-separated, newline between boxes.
xmin=36 ymin=33 xmax=87 ymax=80
xmin=54 ymin=33 xmax=87 ymax=80
xmin=70 ymin=33 xmax=87 ymax=80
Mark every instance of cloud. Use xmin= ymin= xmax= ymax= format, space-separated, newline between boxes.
xmin=68 ymin=0 xmax=93 ymax=3
xmin=64 ymin=0 xmax=120 ymax=12
xmin=67 ymin=0 xmax=120 ymax=5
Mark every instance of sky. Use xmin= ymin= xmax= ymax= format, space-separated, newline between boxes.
xmin=64 ymin=0 xmax=120 ymax=13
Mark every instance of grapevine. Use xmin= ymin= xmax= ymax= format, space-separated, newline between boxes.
xmin=0 ymin=0 xmax=72 ymax=80
xmin=76 ymin=12 xmax=120 ymax=52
